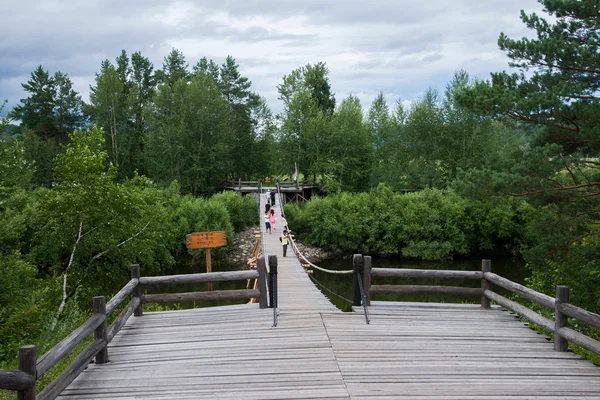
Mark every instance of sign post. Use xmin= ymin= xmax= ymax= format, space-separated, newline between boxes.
xmin=185 ymin=231 xmax=226 ymax=291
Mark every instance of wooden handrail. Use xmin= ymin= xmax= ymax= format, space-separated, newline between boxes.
xmin=0 ymin=370 xmax=35 ymax=391
xmin=142 ymin=289 xmax=260 ymax=303
xmin=483 ymin=272 xmax=555 ymax=309
xmin=364 ymin=258 xmax=600 ymax=356
xmin=140 ymin=270 xmax=258 ymax=286
xmin=372 ymin=268 xmax=482 ymax=280
xmin=36 ymin=314 xmax=105 ymax=379
xmin=105 ymin=278 xmax=138 ymax=314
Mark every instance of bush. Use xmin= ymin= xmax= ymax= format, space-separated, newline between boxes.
xmin=285 ymin=184 xmax=529 ymax=260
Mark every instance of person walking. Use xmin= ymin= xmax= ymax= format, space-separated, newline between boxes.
xmin=280 ymin=213 xmax=288 ymax=232
xmin=270 ymin=190 xmax=276 ymax=206
xmin=279 ymin=231 xmax=289 ymax=257
xmin=264 ymin=212 xmax=271 ymax=234
xmin=269 ymin=209 xmax=277 ymax=231
xmin=265 ymin=189 xmax=271 ymax=204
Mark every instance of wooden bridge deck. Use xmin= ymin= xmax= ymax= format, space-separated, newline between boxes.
xmin=58 ymin=302 xmax=600 ymax=399
xmin=261 ymin=196 xmax=339 ymax=313
xmin=55 ymin=195 xmax=600 ymax=399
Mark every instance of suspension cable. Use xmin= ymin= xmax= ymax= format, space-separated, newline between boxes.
xmin=356 ymin=270 xmax=370 ymax=324
xmin=307 ymin=273 xmax=353 ymax=304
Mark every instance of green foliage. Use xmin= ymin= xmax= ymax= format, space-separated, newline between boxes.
xmin=144 ymin=74 xmax=230 ymax=194
xmin=454 ymin=1 xmax=600 ymax=322
xmin=11 ymin=65 xmax=83 ymax=143
xmin=0 ymin=126 xmax=259 ymax=373
xmin=210 ymin=192 xmax=258 ymax=231
xmin=285 ymin=185 xmax=529 ymax=260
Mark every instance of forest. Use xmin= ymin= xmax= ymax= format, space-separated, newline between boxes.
xmin=1 ymin=0 xmax=600 ymax=382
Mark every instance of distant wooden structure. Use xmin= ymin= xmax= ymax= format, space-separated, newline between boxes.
xmin=223 ymin=179 xmax=317 ymax=203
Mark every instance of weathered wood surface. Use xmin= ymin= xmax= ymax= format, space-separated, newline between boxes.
xmin=105 ymin=278 xmax=138 ymax=315
xmin=57 ymin=302 xmax=600 ymax=399
xmin=371 ymin=284 xmax=483 ymax=297
xmin=142 ymin=289 xmax=260 ymax=303
xmin=107 ymin=297 xmax=140 ymax=342
xmin=485 ymin=289 xmax=555 ymax=332
xmin=0 ymin=370 xmax=35 ymax=391
xmin=139 ymin=270 xmax=258 ymax=286
xmin=558 ymin=326 xmax=600 ymax=355
xmin=372 ymin=267 xmax=482 ymax=279
xmin=558 ymin=302 xmax=600 ymax=329
xmin=484 ymin=271 xmax=555 ymax=309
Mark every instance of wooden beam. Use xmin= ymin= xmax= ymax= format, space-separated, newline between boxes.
xmin=142 ymin=289 xmax=261 ymax=304
xmin=139 ymin=270 xmax=259 ymax=286
xmin=484 ymin=289 xmax=554 ymax=332
xmin=0 ymin=370 xmax=35 ymax=392
xmin=557 ymin=302 xmax=600 ymax=329
xmin=37 ymin=339 xmax=105 ymax=400
xmin=105 ymin=278 xmax=138 ymax=315
xmin=36 ymin=314 xmax=104 ymax=379
xmin=557 ymin=326 xmax=600 ymax=355
xmin=107 ymin=297 xmax=140 ymax=342
xmin=371 ymin=268 xmax=482 ymax=280
xmin=484 ymin=272 xmax=555 ymax=309
xmin=370 ymin=285 xmax=483 ymax=296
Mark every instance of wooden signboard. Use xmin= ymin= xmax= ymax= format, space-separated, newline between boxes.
xmin=185 ymin=231 xmax=226 ymax=291
xmin=186 ymin=231 xmax=226 ymax=249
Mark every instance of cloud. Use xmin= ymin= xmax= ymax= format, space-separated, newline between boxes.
xmin=0 ymin=0 xmax=545 ymax=116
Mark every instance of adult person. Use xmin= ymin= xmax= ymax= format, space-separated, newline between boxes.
xmin=270 ymin=190 xmax=276 ymax=206
xmin=265 ymin=189 xmax=271 ymax=204
xmin=279 ymin=231 xmax=289 ymax=257
xmin=280 ymin=213 xmax=288 ymax=232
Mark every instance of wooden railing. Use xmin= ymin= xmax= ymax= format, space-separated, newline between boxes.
xmin=0 ymin=264 xmax=268 ymax=399
xmin=360 ymin=256 xmax=600 ymax=356
xmin=222 ymin=178 xmax=317 ymax=190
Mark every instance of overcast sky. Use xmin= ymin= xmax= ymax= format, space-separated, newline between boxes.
xmin=0 ymin=0 xmax=544 ymax=116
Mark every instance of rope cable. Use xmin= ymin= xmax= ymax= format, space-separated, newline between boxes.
xmin=308 ymin=272 xmax=353 ymax=304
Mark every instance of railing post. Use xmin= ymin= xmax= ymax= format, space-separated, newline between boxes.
xmin=269 ymin=256 xmax=278 ymax=309
xmin=17 ymin=345 xmax=37 ymax=400
xmin=257 ymin=257 xmax=268 ymax=309
xmin=363 ymin=256 xmax=372 ymax=306
xmin=555 ymin=285 xmax=570 ymax=352
xmin=353 ymin=254 xmax=363 ymax=307
xmin=131 ymin=264 xmax=143 ymax=316
xmin=258 ymin=179 xmax=262 ymax=194
xmin=238 ymin=178 xmax=241 ymax=189
xmin=481 ymin=259 xmax=491 ymax=309
xmin=92 ymin=296 xmax=108 ymax=364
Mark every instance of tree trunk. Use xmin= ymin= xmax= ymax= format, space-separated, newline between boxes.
xmin=50 ymin=219 xmax=83 ymax=331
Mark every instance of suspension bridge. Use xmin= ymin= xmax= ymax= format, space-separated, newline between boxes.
xmin=2 ymin=188 xmax=600 ymax=399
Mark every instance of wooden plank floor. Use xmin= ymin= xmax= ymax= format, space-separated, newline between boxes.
xmin=58 ymin=303 xmax=600 ymax=399
xmin=56 ymin=193 xmax=600 ymax=399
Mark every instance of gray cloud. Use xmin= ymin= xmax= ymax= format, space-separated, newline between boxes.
xmin=0 ymin=0 xmax=544 ymax=116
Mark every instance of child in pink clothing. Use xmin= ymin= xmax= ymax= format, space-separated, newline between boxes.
xmin=269 ymin=209 xmax=277 ymax=231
